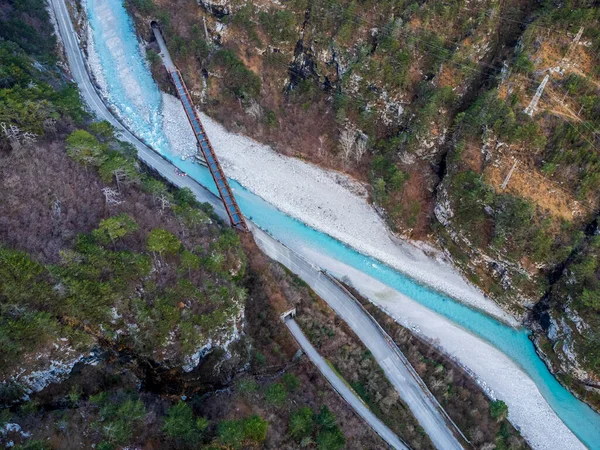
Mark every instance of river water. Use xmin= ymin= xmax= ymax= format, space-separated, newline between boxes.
xmin=86 ymin=0 xmax=600 ymax=447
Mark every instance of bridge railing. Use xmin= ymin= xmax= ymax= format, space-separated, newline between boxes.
xmin=167 ymin=68 xmax=247 ymax=231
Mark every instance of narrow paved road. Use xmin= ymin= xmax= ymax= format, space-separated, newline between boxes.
xmin=286 ymin=318 xmax=409 ymax=450
xmin=151 ymin=23 xmax=176 ymax=70
xmin=252 ymin=228 xmax=464 ymax=450
xmin=49 ymin=0 xmax=224 ymax=218
xmin=50 ymin=2 xmax=463 ymax=448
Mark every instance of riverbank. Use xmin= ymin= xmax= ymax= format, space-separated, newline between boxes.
xmin=306 ymin=251 xmax=585 ymax=450
xmin=159 ymin=92 xmax=518 ymax=327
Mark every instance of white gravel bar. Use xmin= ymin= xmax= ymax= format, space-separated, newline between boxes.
xmin=160 ymin=93 xmax=518 ymax=326
xmin=303 ymin=251 xmax=586 ymax=450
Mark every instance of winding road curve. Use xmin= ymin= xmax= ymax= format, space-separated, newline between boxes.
xmin=50 ymin=1 xmax=463 ymax=448
xmin=286 ymin=318 xmax=409 ymax=450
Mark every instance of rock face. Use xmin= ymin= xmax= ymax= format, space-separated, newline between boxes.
xmin=547 ymin=311 xmax=593 ymax=380
xmin=2 ymin=343 xmax=91 ymax=403
xmin=538 ymin=226 xmax=600 ymax=398
xmin=197 ymin=0 xmax=233 ymax=17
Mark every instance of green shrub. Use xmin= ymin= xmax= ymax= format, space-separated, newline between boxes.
xmin=18 ymin=400 xmax=38 ymax=416
xmin=0 ymin=42 xmax=85 ymax=130
xmin=212 ymin=49 xmax=260 ymax=99
xmin=243 ymin=415 xmax=268 ymax=442
xmin=316 ymin=427 xmax=345 ymax=450
xmin=216 ymin=415 xmax=269 ymax=448
xmin=128 ymin=0 xmax=155 ymax=14
xmin=191 ymin=34 xmax=210 ymax=60
xmin=420 ymin=32 xmax=452 ymax=73
xmin=490 ymin=399 xmax=508 ymax=421
xmin=289 ymin=406 xmax=314 ymax=440
xmin=370 ymin=146 xmax=411 ymax=197
xmin=68 ymin=386 xmax=82 ymax=404
xmin=171 ymin=34 xmax=189 ymax=59
xmin=174 ymin=187 xmax=200 ymax=208
xmin=94 ymin=395 xmax=146 ymax=445
xmin=581 ymin=289 xmax=600 ymax=310
xmin=0 ymin=382 xmax=25 ymax=405
xmin=375 ymin=21 xmax=411 ymax=88
xmin=92 ymin=214 xmax=138 ymax=247
xmin=492 ymin=194 xmax=535 ymax=248
xmin=0 ymin=246 xmax=54 ymax=307
xmin=315 ymin=405 xmax=337 ymax=429
xmin=582 ymin=332 xmax=600 ymax=371
xmin=89 ymin=121 xmax=115 ymax=141
xmin=253 ymin=350 xmax=266 ymax=366
xmin=147 ymin=229 xmax=182 ymax=256
xmin=264 ymin=382 xmax=287 ymax=407
xmin=96 ymin=443 xmax=114 ymax=450
xmin=162 ymin=401 xmax=208 ymax=442
xmin=513 ymin=52 xmax=534 ymax=74
xmin=264 ymin=50 xmax=289 ymax=68
xmin=372 ymin=177 xmax=388 ymax=204
xmin=217 ymin=419 xmax=245 ymax=449
xmin=66 ymin=130 xmax=107 ymax=166
xmin=236 ymin=377 xmax=259 ymax=395
xmin=264 ymin=109 xmax=278 ymax=128
xmin=283 ymin=373 xmax=300 ymax=391
xmin=13 ymin=440 xmax=47 ymax=450
xmin=231 ymin=5 xmax=261 ymax=44
xmin=259 ymin=9 xmax=296 ymax=42
xmin=0 ymin=311 xmax=60 ymax=367
xmin=448 ymin=170 xmax=492 ymax=245
xmin=146 ymin=49 xmax=161 ymax=66
xmin=0 ymin=0 xmax=56 ymax=60
xmin=388 ymin=169 xmax=409 ymax=192
xmin=315 ymin=406 xmax=345 ymax=450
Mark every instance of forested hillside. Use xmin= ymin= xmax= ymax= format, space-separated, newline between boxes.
xmin=123 ymin=0 xmax=600 ymax=407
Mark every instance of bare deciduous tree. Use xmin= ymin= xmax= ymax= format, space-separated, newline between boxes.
xmin=51 ymin=197 xmax=62 ymax=219
xmin=102 ymin=187 xmax=123 ymax=206
xmin=112 ymin=167 xmax=128 ymax=191
xmin=1 ymin=122 xmax=38 ymax=151
xmin=1 ymin=122 xmax=13 ymax=138
xmin=339 ymin=127 xmax=356 ymax=166
xmin=246 ymin=100 xmax=261 ymax=119
xmin=158 ymin=193 xmax=171 ymax=211
xmin=22 ymin=132 xmax=37 ymax=146
xmin=354 ymin=136 xmax=368 ymax=163
xmin=317 ymin=135 xmax=325 ymax=158
xmin=43 ymin=118 xmax=57 ymax=135
xmin=430 ymin=378 xmax=445 ymax=391
xmin=1 ymin=122 xmax=21 ymax=150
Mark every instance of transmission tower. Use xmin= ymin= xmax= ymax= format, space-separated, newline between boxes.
xmin=500 ymin=160 xmax=518 ymax=190
xmin=524 ymin=74 xmax=549 ymax=116
xmin=560 ymin=26 xmax=584 ymax=69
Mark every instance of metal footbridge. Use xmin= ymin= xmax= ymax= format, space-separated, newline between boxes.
xmin=152 ymin=23 xmax=247 ymax=232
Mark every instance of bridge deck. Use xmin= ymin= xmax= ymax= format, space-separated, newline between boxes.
xmin=167 ymin=68 xmax=247 ymax=231
xmin=151 ymin=22 xmax=246 ymax=231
